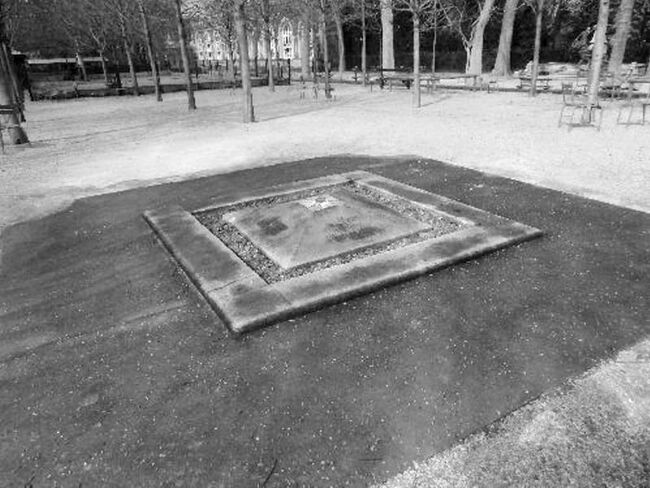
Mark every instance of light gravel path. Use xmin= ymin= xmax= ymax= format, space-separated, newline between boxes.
xmin=1 ymin=83 xmax=648 ymax=240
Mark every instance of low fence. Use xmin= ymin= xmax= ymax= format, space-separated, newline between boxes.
xmin=30 ymin=74 xmax=289 ymax=101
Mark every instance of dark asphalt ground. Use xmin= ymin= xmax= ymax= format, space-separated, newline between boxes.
xmin=1 ymin=157 xmax=648 ymax=487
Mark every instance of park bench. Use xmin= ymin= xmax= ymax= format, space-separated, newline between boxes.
xmin=378 ymin=68 xmax=414 ymax=90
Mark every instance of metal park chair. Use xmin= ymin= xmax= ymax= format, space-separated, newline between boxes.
xmin=616 ymin=79 xmax=650 ymax=125
xmin=558 ymin=82 xmax=603 ymax=130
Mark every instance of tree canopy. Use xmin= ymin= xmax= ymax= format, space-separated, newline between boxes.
xmin=7 ymin=0 xmax=650 ymax=74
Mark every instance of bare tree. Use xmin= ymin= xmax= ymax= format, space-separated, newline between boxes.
xmin=529 ymin=0 xmax=543 ymax=95
xmin=380 ymin=0 xmax=395 ymax=69
xmin=441 ymin=0 xmax=496 ymax=74
xmin=2 ymin=0 xmax=25 ymax=46
xmin=299 ymin=16 xmax=311 ymax=78
xmin=82 ymin=0 xmax=114 ymax=85
xmin=193 ymin=1 xmax=238 ymax=78
xmin=319 ymin=0 xmax=332 ymax=96
xmin=330 ymin=0 xmax=347 ymax=79
xmin=467 ymin=0 xmax=495 ymax=74
xmin=233 ymin=0 xmax=254 ymax=122
xmin=299 ymin=0 xmax=333 ymax=95
xmin=492 ymin=0 xmax=519 ymax=76
xmin=137 ymin=0 xmax=163 ymax=101
xmin=588 ymin=0 xmax=609 ymax=106
xmin=109 ymin=0 xmax=140 ymax=95
xmin=172 ymin=0 xmax=196 ymax=110
xmin=250 ymin=24 xmax=260 ymax=76
xmin=258 ymin=0 xmax=276 ymax=91
xmin=429 ymin=0 xmax=443 ymax=73
xmin=395 ymin=0 xmax=436 ymax=108
xmin=53 ymin=1 xmax=90 ymax=81
xmin=361 ymin=0 xmax=367 ymax=83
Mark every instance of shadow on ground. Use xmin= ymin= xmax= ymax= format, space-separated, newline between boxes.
xmin=1 ymin=156 xmax=648 ymax=487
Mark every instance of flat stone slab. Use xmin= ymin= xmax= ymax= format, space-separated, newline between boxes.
xmin=144 ymin=171 xmax=542 ymax=334
xmin=222 ymin=187 xmax=430 ymax=269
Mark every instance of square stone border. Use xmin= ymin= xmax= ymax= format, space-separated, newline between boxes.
xmin=144 ymin=171 xmax=543 ymax=335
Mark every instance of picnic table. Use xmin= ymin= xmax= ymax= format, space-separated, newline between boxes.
xmin=378 ymin=69 xmax=414 ymax=89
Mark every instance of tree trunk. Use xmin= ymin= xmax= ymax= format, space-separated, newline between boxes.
xmin=261 ymin=0 xmax=274 ymax=91
xmin=173 ymin=0 xmax=196 ymax=110
xmin=264 ymin=27 xmax=274 ymax=91
xmin=431 ymin=4 xmax=438 ymax=74
xmin=99 ymin=50 xmax=109 ymax=86
xmin=311 ymin=27 xmax=319 ymax=79
xmin=380 ymin=0 xmax=394 ymax=69
xmin=361 ymin=0 xmax=367 ymax=86
xmin=137 ymin=0 xmax=162 ymax=101
xmin=76 ymin=51 xmax=88 ymax=81
xmin=333 ymin=8 xmax=345 ymax=79
xmin=125 ymin=47 xmax=140 ymax=95
xmin=413 ymin=14 xmax=420 ymax=108
xmin=234 ymin=0 xmax=254 ymax=123
xmin=320 ymin=2 xmax=332 ymax=98
xmin=0 ymin=41 xmax=28 ymax=144
xmin=588 ymin=0 xmax=610 ymax=106
xmin=118 ymin=13 xmax=139 ymax=96
xmin=251 ymin=28 xmax=259 ymax=77
xmin=492 ymin=0 xmax=518 ymax=76
xmin=467 ymin=0 xmax=496 ymax=75
xmin=299 ymin=21 xmax=310 ymax=79
xmin=530 ymin=0 xmax=543 ymax=96
xmin=227 ymin=40 xmax=236 ymax=77
xmin=608 ymin=0 xmax=635 ymax=76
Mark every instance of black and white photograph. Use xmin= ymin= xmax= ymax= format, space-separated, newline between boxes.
xmin=1 ymin=0 xmax=649 ymax=486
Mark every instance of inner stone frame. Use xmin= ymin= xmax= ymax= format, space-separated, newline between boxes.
xmin=193 ymin=180 xmax=469 ymax=284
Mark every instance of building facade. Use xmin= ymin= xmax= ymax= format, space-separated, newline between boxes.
xmin=191 ymin=19 xmax=304 ymax=69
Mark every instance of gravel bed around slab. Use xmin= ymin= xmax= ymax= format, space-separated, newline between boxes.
xmin=194 ymin=180 xmax=467 ymax=284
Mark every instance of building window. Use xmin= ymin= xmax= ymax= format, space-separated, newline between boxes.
xmin=281 ymin=22 xmax=293 ymax=58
